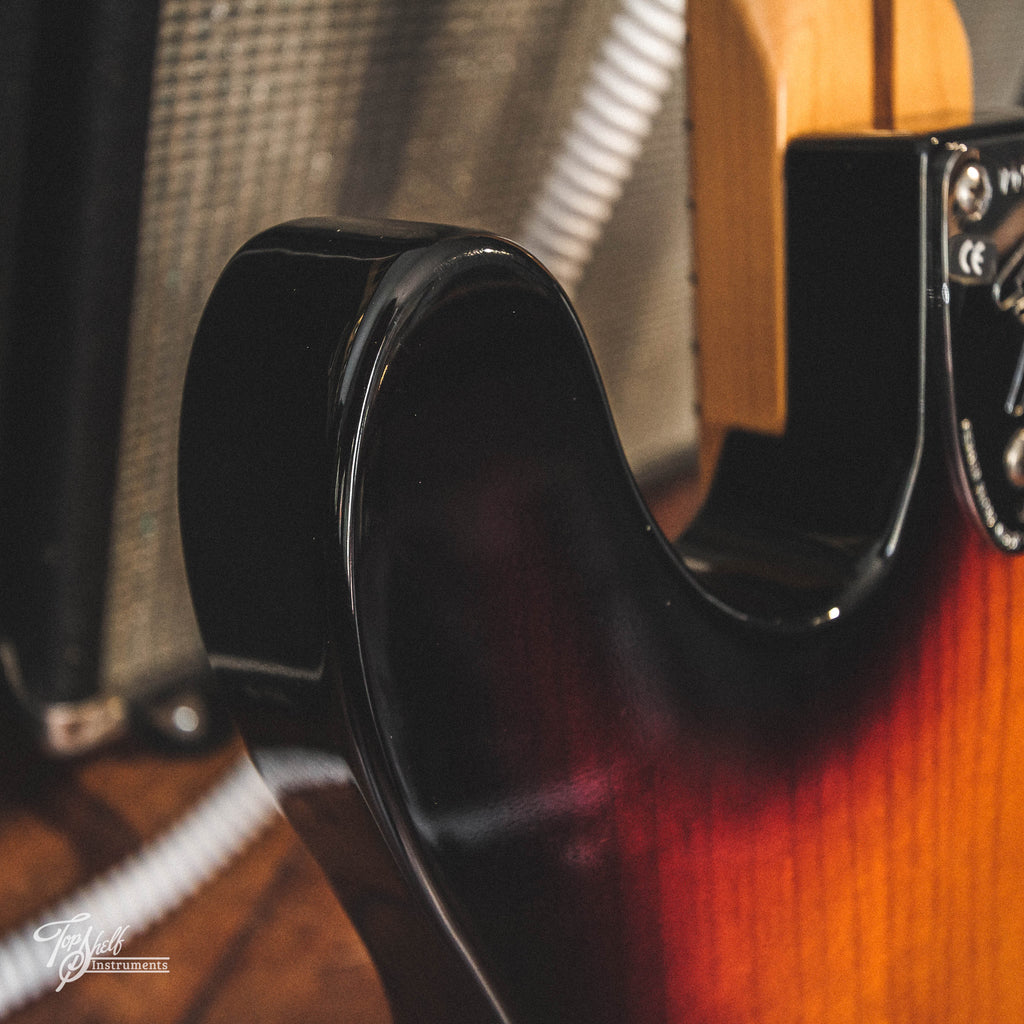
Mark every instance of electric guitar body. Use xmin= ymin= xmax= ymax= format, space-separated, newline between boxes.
xmin=179 ymin=113 xmax=1024 ymax=1022
xmin=178 ymin=2 xmax=1024 ymax=1020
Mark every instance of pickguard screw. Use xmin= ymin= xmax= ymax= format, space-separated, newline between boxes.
xmin=954 ymin=161 xmax=993 ymax=222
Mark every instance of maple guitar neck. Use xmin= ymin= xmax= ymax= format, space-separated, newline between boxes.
xmin=176 ymin=3 xmax=1024 ymax=1023
xmin=689 ymin=0 xmax=971 ymax=476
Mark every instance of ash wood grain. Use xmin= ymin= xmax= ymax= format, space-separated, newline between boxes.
xmin=640 ymin=485 xmax=1024 ymax=1024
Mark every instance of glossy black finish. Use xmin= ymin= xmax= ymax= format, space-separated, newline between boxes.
xmin=179 ymin=220 xmax=463 ymax=700
xmin=180 ymin=220 xmax=506 ymax=1020
xmin=682 ymin=137 xmax=928 ymax=628
xmin=178 ymin=120 xmax=1024 ymax=1024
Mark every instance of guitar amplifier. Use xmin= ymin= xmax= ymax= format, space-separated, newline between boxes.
xmin=0 ymin=0 xmax=694 ymax=753
xmin=0 ymin=0 xmax=1020 ymax=754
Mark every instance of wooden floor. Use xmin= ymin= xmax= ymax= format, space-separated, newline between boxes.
xmin=0 ymin=706 xmax=391 ymax=1024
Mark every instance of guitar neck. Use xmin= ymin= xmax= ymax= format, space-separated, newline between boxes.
xmin=688 ymin=0 xmax=972 ymax=478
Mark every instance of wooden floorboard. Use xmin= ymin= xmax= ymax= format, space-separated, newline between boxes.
xmin=0 ymin=711 xmax=391 ymax=1024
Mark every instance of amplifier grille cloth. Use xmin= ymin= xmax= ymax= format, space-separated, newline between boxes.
xmin=101 ymin=0 xmax=694 ymax=700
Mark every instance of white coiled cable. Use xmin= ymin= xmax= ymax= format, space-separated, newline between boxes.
xmin=0 ymin=3 xmax=686 ymax=1016
xmin=0 ymin=750 xmax=351 ymax=1019
xmin=518 ymin=0 xmax=686 ymax=295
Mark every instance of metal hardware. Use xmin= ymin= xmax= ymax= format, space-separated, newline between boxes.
xmin=940 ymin=120 xmax=1024 ymax=553
xmin=952 ymin=159 xmax=993 ymax=222
xmin=1005 ymin=428 xmax=1024 ymax=488
xmin=138 ymin=688 xmax=214 ymax=746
